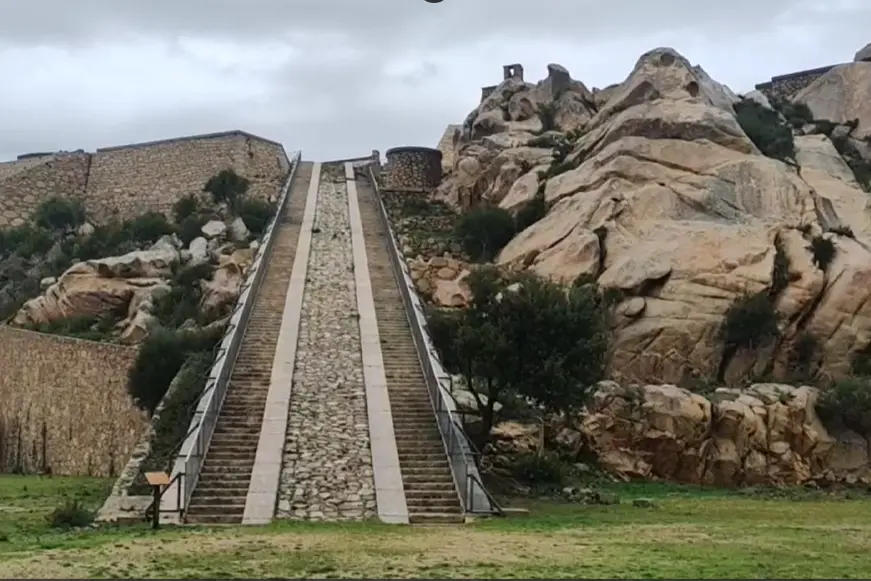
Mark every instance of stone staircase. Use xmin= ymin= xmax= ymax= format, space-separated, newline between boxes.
xmin=355 ymin=174 xmax=464 ymax=524
xmin=185 ymin=162 xmax=314 ymax=524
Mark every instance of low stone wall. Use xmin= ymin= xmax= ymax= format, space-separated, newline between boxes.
xmin=0 ymin=152 xmax=90 ymax=227
xmin=755 ymin=64 xmax=839 ymax=101
xmin=0 ymin=326 xmax=144 ymax=477
xmin=85 ymin=130 xmax=289 ymax=223
xmin=384 ymin=147 xmax=442 ymax=191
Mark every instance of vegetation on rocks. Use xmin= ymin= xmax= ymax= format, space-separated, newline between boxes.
xmin=128 ymin=351 xmax=216 ymax=494
xmin=427 ymin=266 xmax=610 ymax=439
xmin=734 ymin=99 xmax=796 ymax=163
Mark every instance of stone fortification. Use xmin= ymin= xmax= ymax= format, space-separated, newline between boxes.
xmin=0 ymin=130 xmax=290 ymax=226
xmin=384 ymin=147 xmax=442 ymax=191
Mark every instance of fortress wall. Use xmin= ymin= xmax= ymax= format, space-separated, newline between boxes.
xmin=0 ymin=152 xmax=91 ymax=228
xmin=0 ymin=326 xmax=144 ymax=477
xmin=84 ymin=130 xmax=290 ymax=223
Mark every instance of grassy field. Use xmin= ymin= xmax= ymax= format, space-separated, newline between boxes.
xmin=1 ymin=475 xmax=871 ymax=578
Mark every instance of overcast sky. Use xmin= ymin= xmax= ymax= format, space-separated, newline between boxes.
xmin=0 ymin=0 xmax=868 ymax=162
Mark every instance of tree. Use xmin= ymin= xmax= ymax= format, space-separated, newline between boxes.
xmin=427 ymin=267 xmax=610 ymax=439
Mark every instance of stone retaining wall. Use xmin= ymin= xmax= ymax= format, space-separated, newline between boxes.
xmin=85 ymin=131 xmax=289 ymax=223
xmin=0 ymin=152 xmax=90 ymax=227
xmin=0 ymin=131 xmax=290 ymax=227
xmin=0 ymin=327 xmax=144 ymax=477
xmin=384 ymin=147 xmax=442 ymax=191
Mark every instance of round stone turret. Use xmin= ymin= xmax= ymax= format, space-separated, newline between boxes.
xmin=384 ymin=146 xmax=443 ymax=190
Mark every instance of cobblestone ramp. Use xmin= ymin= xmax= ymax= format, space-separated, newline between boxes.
xmin=184 ymin=162 xmax=314 ymax=524
xmin=275 ymin=164 xmax=376 ymax=521
xmin=355 ymin=174 xmax=464 ymax=524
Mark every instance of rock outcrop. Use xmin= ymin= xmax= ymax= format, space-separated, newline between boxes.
xmin=432 ymin=46 xmax=871 ymax=385
xmin=573 ymin=381 xmax=869 ymax=486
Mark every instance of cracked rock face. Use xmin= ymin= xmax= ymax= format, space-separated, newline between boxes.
xmin=435 ymin=47 xmax=871 ymax=385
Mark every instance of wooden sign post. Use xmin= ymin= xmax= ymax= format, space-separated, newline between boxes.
xmin=145 ymin=472 xmax=170 ymax=530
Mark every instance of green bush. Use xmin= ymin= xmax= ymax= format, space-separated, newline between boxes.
xmin=152 ymin=263 xmax=216 ymax=328
xmin=70 ymin=221 xmax=137 ymax=261
xmin=453 ymin=206 xmax=516 ymax=262
xmin=27 ymin=314 xmax=118 ymax=341
xmin=125 ymin=212 xmax=174 ymax=244
xmin=33 ymin=197 xmax=86 ymax=231
xmin=176 ymin=215 xmax=207 ymax=247
xmin=1 ymin=225 xmax=54 ymax=259
xmin=514 ymin=194 xmax=547 ymax=232
xmin=172 ymin=194 xmax=200 ymax=223
xmin=129 ymin=351 xmax=214 ymax=495
xmin=46 ymin=499 xmax=93 ymax=529
xmin=734 ymin=99 xmax=796 ymax=163
xmin=204 ymin=169 xmax=250 ymax=206
xmin=786 ymin=332 xmax=821 ymax=383
xmin=809 ymin=236 xmax=836 ymax=271
xmin=511 ymin=451 xmax=566 ymax=485
xmin=772 ymin=99 xmax=814 ymax=128
xmin=720 ymin=292 xmax=780 ymax=350
xmin=128 ymin=330 xmax=194 ymax=414
xmin=234 ymin=198 xmax=274 ymax=236
xmin=816 ymin=378 xmax=871 ymax=433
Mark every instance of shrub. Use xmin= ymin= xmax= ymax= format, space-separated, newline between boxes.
xmin=27 ymin=314 xmax=118 ymax=341
xmin=204 ymin=169 xmax=250 ymax=206
xmin=234 ymin=198 xmax=274 ymax=236
xmin=720 ymin=292 xmax=780 ymax=351
xmin=453 ymin=206 xmax=516 ymax=262
xmin=33 ymin=197 xmax=86 ymax=231
xmin=129 ymin=351 xmax=214 ymax=495
xmin=71 ymin=221 xmax=137 ymax=261
xmin=152 ymin=263 xmax=215 ymax=328
xmin=786 ymin=332 xmax=821 ymax=383
xmin=771 ymin=238 xmax=791 ymax=296
xmin=125 ymin=212 xmax=174 ymax=244
xmin=172 ymin=194 xmax=200 ymax=223
xmin=176 ymin=215 xmax=208 ymax=247
xmin=734 ymin=99 xmax=796 ymax=163
xmin=809 ymin=236 xmax=836 ymax=271
xmin=511 ymin=451 xmax=566 ymax=486
xmin=0 ymin=225 xmax=54 ymax=259
xmin=816 ymin=378 xmax=871 ymax=433
xmin=47 ymin=499 xmax=93 ymax=529
xmin=127 ymin=330 xmax=193 ymax=414
xmin=514 ymin=194 xmax=547 ymax=232
xmin=772 ymin=99 xmax=814 ymax=128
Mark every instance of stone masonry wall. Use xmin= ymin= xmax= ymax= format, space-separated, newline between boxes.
xmin=0 ymin=326 xmax=144 ymax=477
xmin=277 ymin=164 xmax=376 ymax=521
xmin=85 ymin=131 xmax=289 ymax=223
xmin=0 ymin=153 xmax=90 ymax=227
xmin=384 ymin=147 xmax=443 ymax=191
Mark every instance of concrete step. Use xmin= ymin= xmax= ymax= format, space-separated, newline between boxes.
xmin=186 ymin=162 xmax=314 ymax=525
xmin=355 ymin=175 xmax=462 ymax=519
xmin=409 ymin=513 xmax=464 ymax=524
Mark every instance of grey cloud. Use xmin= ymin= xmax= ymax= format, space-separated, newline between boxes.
xmin=0 ymin=0 xmax=869 ymax=161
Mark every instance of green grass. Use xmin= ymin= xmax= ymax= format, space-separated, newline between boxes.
xmin=2 ymin=475 xmax=871 ymax=578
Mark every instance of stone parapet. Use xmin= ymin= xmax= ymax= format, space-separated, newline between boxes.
xmin=384 ymin=146 xmax=442 ymax=191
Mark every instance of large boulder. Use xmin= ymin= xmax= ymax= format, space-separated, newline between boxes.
xmin=12 ymin=238 xmax=179 ymax=327
xmin=199 ymin=248 xmax=255 ymax=317
xmin=794 ymin=62 xmax=871 ymax=140
xmin=578 ymin=381 xmax=867 ymax=486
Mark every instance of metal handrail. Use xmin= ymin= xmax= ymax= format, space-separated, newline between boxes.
xmin=161 ymin=150 xmax=303 ymax=518
xmin=365 ymin=166 xmax=501 ymax=516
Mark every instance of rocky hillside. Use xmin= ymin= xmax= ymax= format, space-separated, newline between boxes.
xmin=432 ymin=46 xmax=871 ymax=388
xmin=0 ymin=168 xmax=272 ymax=345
